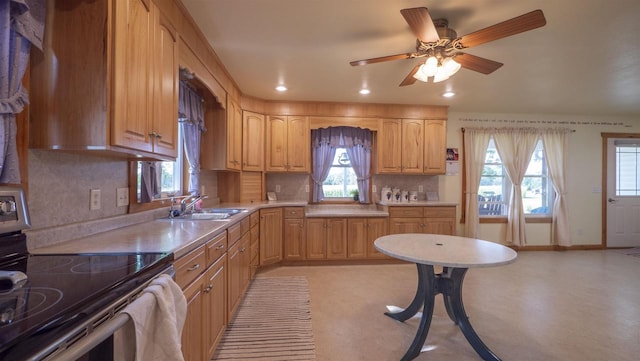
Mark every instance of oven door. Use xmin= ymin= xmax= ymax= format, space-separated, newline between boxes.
xmin=35 ymin=265 xmax=175 ymax=361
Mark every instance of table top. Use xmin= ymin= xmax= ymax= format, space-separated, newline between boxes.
xmin=374 ymin=233 xmax=517 ymax=268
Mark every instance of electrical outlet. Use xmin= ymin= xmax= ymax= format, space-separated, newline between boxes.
xmin=116 ymin=188 xmax=129 ymax=207
xmin=372 ymin=185 xmax=377 ymax=193
xmin=305 ymin=184 xmax=309 ymax=193
xmin=90 ymin=189 xmax=101 ymax=210
xmin=418 ymin=185 xmax=424 ymax=193
xmin=275 ymin=185 xmax=281 ymax=192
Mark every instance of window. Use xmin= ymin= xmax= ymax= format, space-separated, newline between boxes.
xmin=136 ymin=128 xmax=184 ymax=202
xmin=322 ymin=148 xmax=358 ymax=199
xmin=616 ymin=144 xmax=640 ymax=196
xmin=478 ymin=138 xmax=552 ymax=216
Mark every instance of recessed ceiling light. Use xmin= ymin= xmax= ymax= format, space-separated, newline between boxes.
xmin=442 ymin=91 xmax=455 ymax=98
xmin=359 ymin=88 xmax=371 ymax=95
xmin=275 ymin=85 xmax=288 ymax=92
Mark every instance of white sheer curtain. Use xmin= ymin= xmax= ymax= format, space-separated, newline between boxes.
xmin=542 ymin=129 xmax=572 ymax=246
xmin=0 ymin=0 xmax=44 ymax=183
xmin=492 ymin=128 xmax=540 ymax=246
xmin=343 ymin=127 xmax=372 ymax=203
xmin=311 ymin=128 xmax=336 ymax=202
xmin=178 ymin=81 xmax=205 ymax=195
xmin=463 ymin=128 xmax=492 ymax=238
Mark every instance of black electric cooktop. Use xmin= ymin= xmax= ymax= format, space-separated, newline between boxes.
xmin=0 ymin=251 xmax=173 ymax=360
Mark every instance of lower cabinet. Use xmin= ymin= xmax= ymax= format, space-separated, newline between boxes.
xmin=347 ymin=217 xmax=389 ymax=259
xmin=227 ymin=232 xmax=250 ymax=320
xmin=259 ymin=208 xmax=283 ymax=265
xmin=179 ymin=231 xmax=228 ymax=361
xmin=283 ymin=207 xmax=305 ymax=260
xmin=306 ymin=218 xmax=348 ymax=260
xmin=389 ymin=206 xmax=456 ymax=235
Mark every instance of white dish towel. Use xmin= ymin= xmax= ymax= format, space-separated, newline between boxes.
xmin=115 ymin=274 xmax=187 ymax=361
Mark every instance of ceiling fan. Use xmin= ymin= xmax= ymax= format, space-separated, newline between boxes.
xmin=350 ymin=7 xmax=546 ymax=86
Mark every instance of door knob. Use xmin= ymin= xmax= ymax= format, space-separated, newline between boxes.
xmin=608 ymin=198 xmax=617 ymax=203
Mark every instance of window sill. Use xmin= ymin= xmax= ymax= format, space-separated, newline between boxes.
xmin=479 ymin=216 xmax=552 ymax=224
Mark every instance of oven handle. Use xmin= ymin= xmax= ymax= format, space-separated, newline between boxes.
xmin=41 ymin=265 xmax=175 ymax=361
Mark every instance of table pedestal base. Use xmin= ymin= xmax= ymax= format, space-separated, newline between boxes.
xmin=385 ymin=264 xmax=501 ymax=361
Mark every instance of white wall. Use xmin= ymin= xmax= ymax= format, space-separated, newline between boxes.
xmin=441 ymin=112 xmax=640 ymax=246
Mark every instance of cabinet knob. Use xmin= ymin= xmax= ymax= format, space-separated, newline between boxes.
xmin=204 ymin=284 xmax=213 ymax=293
xmin=216 ymin=244 xmax=225 ymax=250
xmin=187 ymin=263 xmax=200 ymax=272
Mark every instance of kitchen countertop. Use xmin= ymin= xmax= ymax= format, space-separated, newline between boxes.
xmin=377 ymin=201 xmax=459 ymax=207
xmin=30 ymin=200 xmax=456 ymax=259
xmin=31 ymin=200 xmax=306 ymax=259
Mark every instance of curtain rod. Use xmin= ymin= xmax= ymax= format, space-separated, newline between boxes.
xmin=461 ymin=127 xmax=575 ymax=132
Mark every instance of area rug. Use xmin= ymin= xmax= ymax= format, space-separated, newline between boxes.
xmin=212 ymin=276 xmax=316 ymax=360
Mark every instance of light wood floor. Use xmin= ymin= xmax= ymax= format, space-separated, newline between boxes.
xmin=258 ymin=250 xmax=640 ymax=361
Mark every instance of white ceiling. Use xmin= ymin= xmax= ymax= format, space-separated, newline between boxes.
xmin=180 ymin=0 xmax=640 ymax=117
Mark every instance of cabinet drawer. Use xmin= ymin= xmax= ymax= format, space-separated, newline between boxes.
xmin=284 ymin=207 xmax=304 ymax=219
xmin=388 ymin=207 xmax=423 ymax=218
xmin=228 ymin=222 xmax=242 ymax=246
xmin=423 ymin=207 xmax=456 ymax=218
xmin=175 ymin=245 xmax=206 ymax=289
xmin=240 ymin=217 xmax=251 ymax=236
xmin=250 ymin=211 xmax=259 ymax=227
xmin=206 ymin=231 xmax=228 ymax=265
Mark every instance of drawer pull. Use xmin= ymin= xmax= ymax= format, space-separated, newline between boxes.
xmin=216 ymin=244 xmax=225 ymax=250
xmin=187 ymin=263 xmax=200 ymax=272
xmin=204 ymin=284 xmax=213 ymax=293
xmin=240 ymin=247 xmax=246 ymax=252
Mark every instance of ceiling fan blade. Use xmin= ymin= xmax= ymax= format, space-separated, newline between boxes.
xmin=457 ymin=10 xmax=546 ymax=49
xmin=399 ymin=64 xmax=422 ymax=87
xmin=350 ymin=52 xmax=414 ymax=66
xmin=400 ymin=7 xmax=440 ymax=43
xmin=455 ymin=53 xmax=503 ymax=74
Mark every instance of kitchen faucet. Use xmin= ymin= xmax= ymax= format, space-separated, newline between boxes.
xmin=180 ymin=194 xmax=208 ymax=214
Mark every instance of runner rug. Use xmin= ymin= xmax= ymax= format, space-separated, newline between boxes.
xmin=212 ymin=276 xmax=316 ymax=360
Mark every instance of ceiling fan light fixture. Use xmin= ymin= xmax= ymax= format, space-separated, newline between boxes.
xmin=422 ymin=56 xmax=439 ymax=77
xmin=433 ymin=68 xmax=450 ymax=83
xmin=413 ymin=65 xmax=430 ymax=82
xmin=442 ymin=57 xmax=461 ymax=77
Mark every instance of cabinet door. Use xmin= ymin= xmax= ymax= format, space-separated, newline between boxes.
xmin=326 ymin=218 xmax=348 ymax=259
xmin=226 ymin=100 xmax=242 ymax=170
xmin=259 ymin=208 xmax=283 ymax=265
xmin=152 ymin=8 xmax=178 ymax=157
xmin=243 ymin=111 xmax=265 ymax=171
xmin=401 ymin=119 xmax=424 ymax=174
xmin=366 ymin=218 xmax=389 ymax=259
xmin=287 ymin=116 xmax=310 ymax=172
xmin=389 ymin=218 xmax=423 ymax=234
xmin=266 ymin=115 xmax=288 ymax=171
xmin=227 ymin=240 xmax=243 ymax=319
xmin=423 ymin=120 xmax=446 ymax=174
xmin=284 ymin=218 xmax=306 ymax=260
xmin=306 ymin=218 xmax=327 ymax=259
xmin=347 ymin=218 xmax=367 ymax=259
xmin=112 ymin=0 xmax=154 ymax=153
xmin=377 ymin=119 xmax=402 ymax=173
xmin=239 ymin=233 xmax=252 ymax=295
xmin=204 ymin=257 xmax=227 ymax=358
xmin=182 ymin=273 xmax=204 ymax=361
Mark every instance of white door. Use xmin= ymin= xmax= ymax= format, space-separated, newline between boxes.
xmin=606 ymin=138 xmax=640 ymax=247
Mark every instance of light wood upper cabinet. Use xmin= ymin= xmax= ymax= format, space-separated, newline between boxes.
xmin=266 ymin=115 xmax=310 ymax=172
xmin=376 ymin=118 xmax=447 ymax=175
xmin=401 ymin=119 xmax=424 ymax=174
xmin=30 ymin=0 xmax=178 ymax=160
xmin=376 ymin=119 xmax=402 ymax=173
xmin=423 ymin=120 xmax=447 ymax=174
xmin=242 ymin=111 xmax=265 ymax=171
xmin=227 ymin=99 xmax=243 ymax=170
xmin=151 ymin=8 xmax=179 ymax=157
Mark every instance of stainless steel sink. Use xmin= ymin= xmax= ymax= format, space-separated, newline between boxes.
xmin=167 ymin=208 xmax=247 ymax=220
